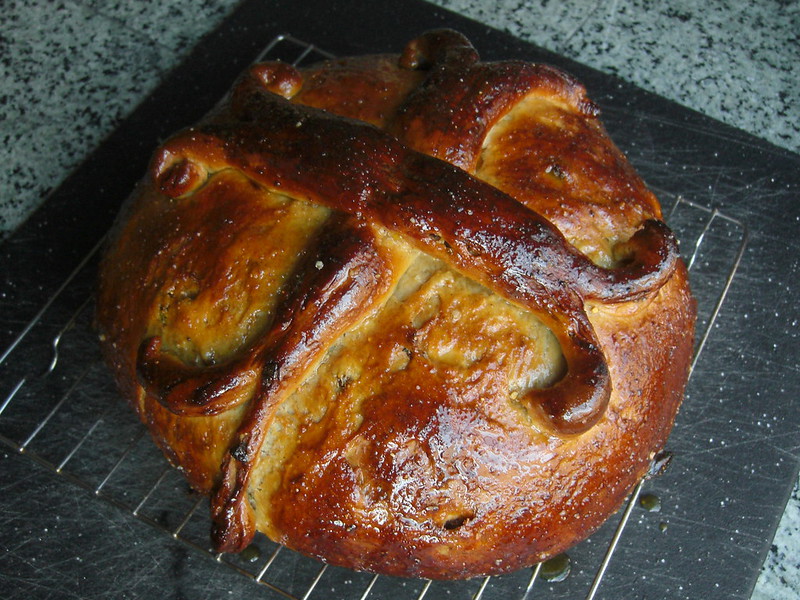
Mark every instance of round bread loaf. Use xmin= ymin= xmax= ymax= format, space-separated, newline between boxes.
xmin=96 ymin=30 xmax=696 ymax=579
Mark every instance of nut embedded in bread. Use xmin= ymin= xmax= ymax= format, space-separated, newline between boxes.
xmin=95 ymin=29 xmax=696 ymax=579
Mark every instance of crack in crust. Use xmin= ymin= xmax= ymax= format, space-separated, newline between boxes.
xmin=132 ymin=30 xmax=681 ymax=556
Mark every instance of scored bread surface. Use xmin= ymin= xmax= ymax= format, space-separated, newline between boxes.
xmin=96 ymin=30 xmax=696 ymax=579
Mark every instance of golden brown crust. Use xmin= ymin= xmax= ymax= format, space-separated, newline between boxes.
xmin=95 ymin=29 xmax=696 ymax=579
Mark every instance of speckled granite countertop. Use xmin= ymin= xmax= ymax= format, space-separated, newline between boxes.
xmin=0 ymin=0 xmax=797 ymax=597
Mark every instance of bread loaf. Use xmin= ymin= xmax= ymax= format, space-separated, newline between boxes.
xmin=96 ymin=30 xmax=696 ymax=579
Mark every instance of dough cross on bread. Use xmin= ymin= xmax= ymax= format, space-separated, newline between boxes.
xmin=135 ymin=30 xmax=679 ymax=553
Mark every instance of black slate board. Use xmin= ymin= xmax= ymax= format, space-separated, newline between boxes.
xmin=1 ymin=1 xmax=798 ymax=598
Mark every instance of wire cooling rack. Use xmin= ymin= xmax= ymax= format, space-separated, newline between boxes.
xmin=0 ymin=34 xmax=748 ymax=600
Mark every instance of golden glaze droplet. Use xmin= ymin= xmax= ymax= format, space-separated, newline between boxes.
xmin=540 ymin=553 xmax=571 ymax=582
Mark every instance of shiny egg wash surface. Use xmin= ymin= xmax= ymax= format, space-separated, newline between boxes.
xmin=95 ymin=29 xmax=695 ymax=579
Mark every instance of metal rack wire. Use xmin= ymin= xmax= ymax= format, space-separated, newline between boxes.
xmin=0 ymin=34 xmax=748 ymax=600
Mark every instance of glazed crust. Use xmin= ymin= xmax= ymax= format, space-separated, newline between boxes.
xmin=96 ymin=30 xmax=695 ymax=579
